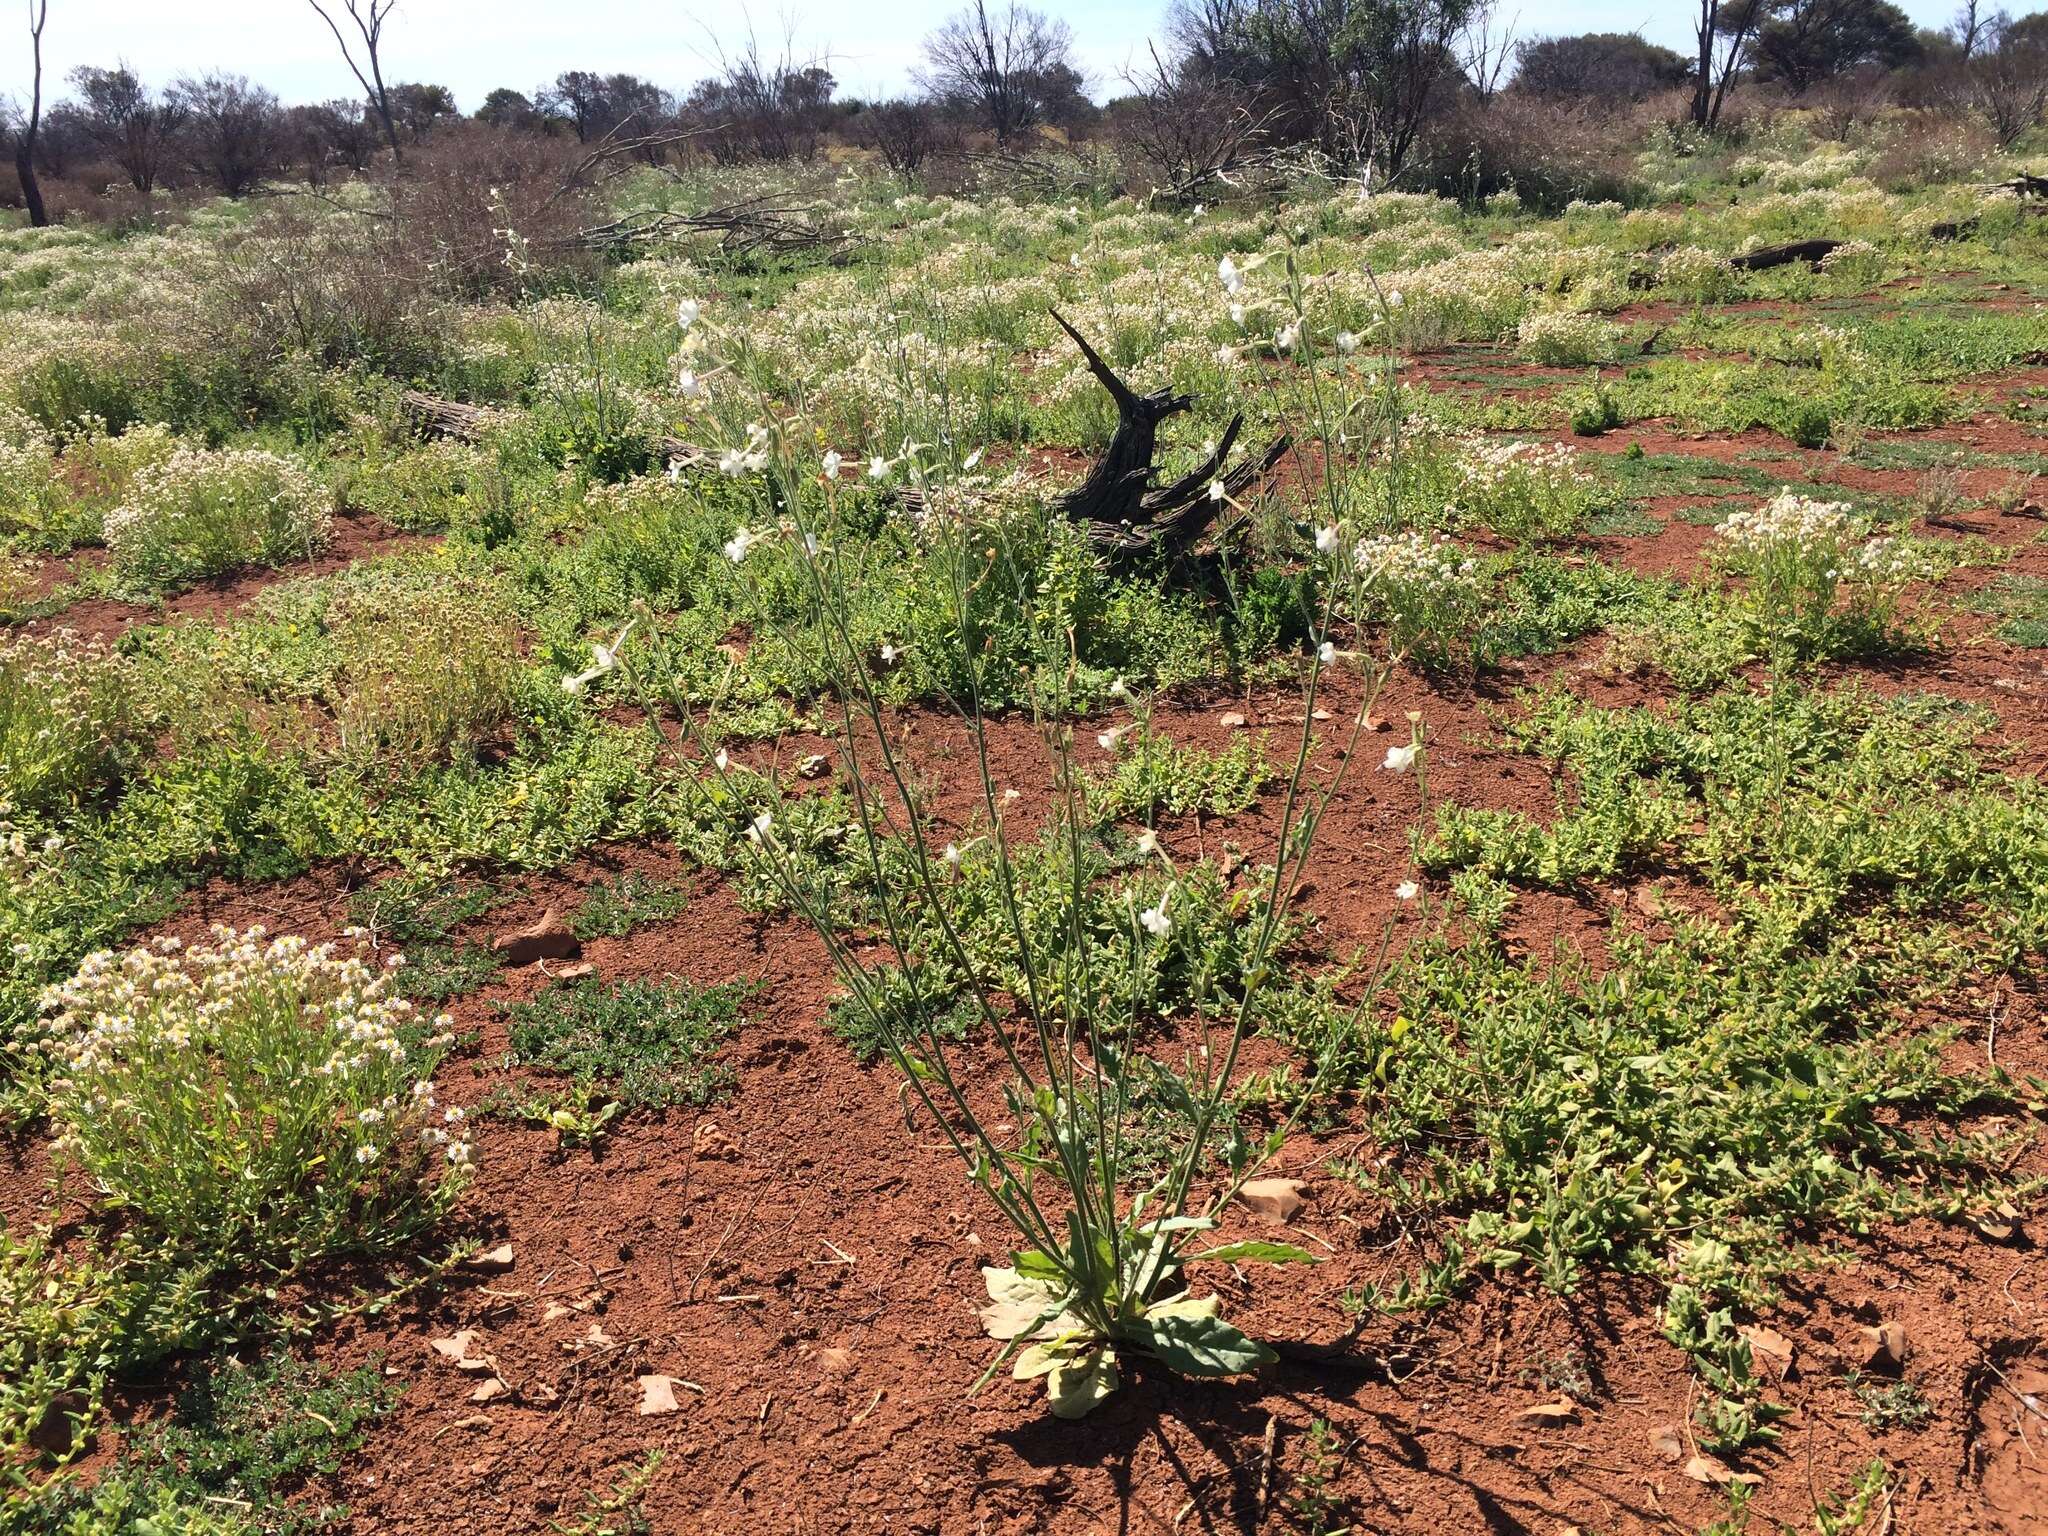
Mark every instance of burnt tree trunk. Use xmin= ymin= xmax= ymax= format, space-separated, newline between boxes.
xmin=1050 ymin=309 xmax=1287 ymax=569
xmin=1729 ymin=239 xmax=1842 ymax=272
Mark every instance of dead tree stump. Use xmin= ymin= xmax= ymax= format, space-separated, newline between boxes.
xmin=1049 ymin=309 xmax=1288 ymax=569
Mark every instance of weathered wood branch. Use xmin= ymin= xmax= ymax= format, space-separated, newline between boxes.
xmin=1048 ymin=309 xmax=1288 ymax=568
xmin=400 ymin=390 xmax=706 ymax=466
xmin=573 ymin=199 xmax=862 ymax=264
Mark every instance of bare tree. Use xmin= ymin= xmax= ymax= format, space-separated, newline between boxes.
xmin=1950 ymin=0 xmax=1989 ymax=57
xmin=917 ymin=1 xmax=1079 ymax=143
xmin=12 ymin=0 xmax=50 ymax=226
xmin=68 ymin=64 xmax=185 ymax=193
xmin=1119 ymin=43 xmax=1273 ymax=201
xmin=304 ymin=0 xmax=403 ymax=163
xmin=1961 ymin=11 xmax=2048 ymax=145
xmin=1459 ymin=0 xmax=1520 ymax=101
xmin=1691 ymin=0 xmax=1769 ymax=131
xmin=854 ymin=98 xmax=947 ymax=182
xmin=686 ymin=24 xmax=837 ymax=163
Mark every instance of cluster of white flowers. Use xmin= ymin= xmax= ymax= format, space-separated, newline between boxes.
xmin=1 ymin=626 xmax=132 ymax=811
xmin=1716 ymin=490 xmax=1859 ymax=556
xmin=1513 ymin=309 xmax=1624 ymax=366
xmin=1354 ymin=530 xmax=1482 ymax=594
xmin=1655 ymin=246 xmax=1741 ymax=301
xmin=43 ymin=925 xmax=471 ymax=1178
xmin=1455 ymin=436 xmax=1590 ymax=499
xmin=104 ymin=446 xmax=332 ymax=585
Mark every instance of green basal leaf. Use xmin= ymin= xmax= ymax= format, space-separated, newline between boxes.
xmin=1012 ymin=1248 xmax=1065 ymax=1284
xmin=1136 ymin=1215 xmax=1217 ymax=1235
xmin=1047 ymin=1346 xmax=1120 ymax=1419
xmin=978 ymin=1264 xmax=1077 ymax=1341
xmin=1187 ymin=1240 xmax=1320 ymax=1265
xmin=1123 ymin=1308 xmax=1277 ymax=1378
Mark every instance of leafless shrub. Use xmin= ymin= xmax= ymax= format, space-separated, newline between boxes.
xmin=1414 ymin=92 xmax=1642 ymax=208
xmin=1114 ymin=45 xmax=1274 ymax=204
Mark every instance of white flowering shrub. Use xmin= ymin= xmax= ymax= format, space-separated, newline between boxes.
xmin=1353 ymin=530 xmax=1488 ymax=669
xmin=1514 ymin=309 xmax=1625 ymax=366
xmin=103 ymin=446 xmax=333 ymax=590
xmin=1817 ymin=238 xmax=1886 ymax=285
xmin=0 ymin=628 xmax=136 ymax=815
xmin=1451 ymin=436 xmax=1596 ymax=541
xmin=1715 ymin=490 xmax=1928 ymax=653
xmin=0 ymin=404 xmax=65 ymax=540
xmin=43 ymin=927 xmax=471 ymax=1266
xmin=1655 ymin=246 xmax=1742 ymax=302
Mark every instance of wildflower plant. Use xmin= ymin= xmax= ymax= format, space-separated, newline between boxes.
xmin=1449 ymin=435 xmax=1595 ymax=543
xmin=1714 ymin=489 xmax=1928 ymax=656
xmin=1351 ymin=531 xmax=1487 ymax=670
xmin=576 ymin=283 xmax=1415 ymax=1419
xmin=0 ymin=628 xmax=136 ymax=816
xmin=103 ymin=446 xmax=333 ymax=592
xmin=42 ymin=927 xmax=470 ymax=1268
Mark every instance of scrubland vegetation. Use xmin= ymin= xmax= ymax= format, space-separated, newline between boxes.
xmin=3 ymin=1 xmax=2048 ymax=1531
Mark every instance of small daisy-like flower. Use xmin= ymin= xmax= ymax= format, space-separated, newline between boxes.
xmin=355 ymin=1144 xmax=380 ymax=1165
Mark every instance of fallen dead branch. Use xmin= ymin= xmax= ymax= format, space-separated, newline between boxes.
xmin=574 ymin=199 xmax=862 ymax=265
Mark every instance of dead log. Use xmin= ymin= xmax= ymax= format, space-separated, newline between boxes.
xmin=400 ymin=389 xmax=706 ymax=467
xmin=1048 ymin=309 xmax=1288 ymax=568
xmin=1729 ymin=239 xmax=1842 ymax=272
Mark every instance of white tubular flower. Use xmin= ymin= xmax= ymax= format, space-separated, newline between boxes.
xmin=724 ymin=527 xmax=758 ymax=563
xmin=868 ymin=455 xmax=891 ymax=480
xmin=1108 ymin=676 xmax=1129 ymax=699
xmin=745 ymin=812 xmax=774 ymax=844
xmin=1140 ymin=889 xmax=1173 ymax=938
xmin=1318 ymin=641 xmax=1336 ymax=665
xmin=1395 ymin=880 xmax=1419 ymax=901
xmin=961 ymin=447 xmax=984 ymax=471
xmin=1207 ymin=480 xmax=1227 ymax=504
xmin=1274 ymin=322 xmax=1300 ymax=353
xmin=942 ymin=842 xmax=961 ymax=867
xmin=714 ymin=748 xmax=730 ymax=771
xmin=677 ymin=369 xmax=703 ymax=399
xmin=1218 ymin=256 xmax=1242 ymax=293
xmin=821 ymin=449 xmax=843 ymax=480
xmin=1315 ymin=525 xmax=1340 ymax=554
xmin=1134 ymin=829 xmax=1161 ymax=858
xmin=1385 ymin=289 xmax=1404 ymax=309
xmin=1228 ymin=302 xmax=1246 ymax=326
xmin=879 ymin=643 xmax=898 ymax=664
xmin=1097 ymin=726 xmax=1124 ymax=751
xmin=677 ymin=298 xmax=701 ymax=329
xmin=1335 ymin=331 xmax=1360 ymax=354
xmin=1383 ymin=743 xmax=1418 ymax=772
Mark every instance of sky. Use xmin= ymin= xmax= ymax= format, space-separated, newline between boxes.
xmin=0 ymin=0 xmax=1977 ymax=110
